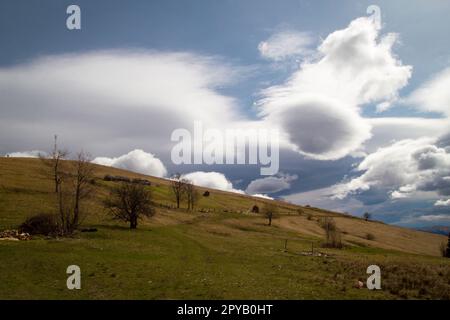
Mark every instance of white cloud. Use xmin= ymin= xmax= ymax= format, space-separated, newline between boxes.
xmin=181 ymin=171 xmax=243 ymax=193
xmin=366 ymin=117 xmax=450 ymax=153
xmin=246 ymin=173 xmax=297 ymax=194
xmin=258 ymin=30 xmax=313 ymax=61
xmin=283 ymin=185 xmax=365 ymax=214
xmin=93 ymin=149 xmax=167 ymax=177
xmin=333 ymin=136 xmax=450 ymax=200
xmin=0 ymin=50 xmax=243 ymax=157
xmin=394 ymin=213 xmax=450 ymax=226
xmin=4 ymin=150 xmax=46 ymax=158
xmin=252 ymin=194 xmax=274 ymax=200
xmin=435 ymin=199 xmax=450 ymax=206
xmin=415 ymin=214 xmax=450 ymax=223
xmin=407 ymin=67 xmax=450 ymax=116
xmin=258 ymin=17 xmax=412 ymax=160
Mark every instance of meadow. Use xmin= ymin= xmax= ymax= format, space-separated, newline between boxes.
xmin=0 ymin=158 xmax=449 ymax=299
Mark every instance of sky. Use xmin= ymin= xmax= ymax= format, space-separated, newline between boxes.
xmin=1 ymin=0 xmax=450 ymax=228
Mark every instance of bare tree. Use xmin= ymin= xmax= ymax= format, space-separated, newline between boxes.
xmin=56 ymin=151 xmax=94 ymax=234
xmin=39 ymin=136 xmax=95 ymax=235
xmin=319 ymin=217 xmax=342 ymax=248
xmin=171 ymin=173 xmax=187 ymax=209
xmin=363 ymin=212 xmax=371 ymax=221
xmin=104 ymin=182 xmax=155 ymax=229
xmin=262 ymin=203 xmax=278 ymax=226
xmin=40 ymin=135 xmax=68 ymax=193
xmin=185 ymin=181 xmax=199 ymax=211
xmin=71 ymin=151 xmax=94 ymax=229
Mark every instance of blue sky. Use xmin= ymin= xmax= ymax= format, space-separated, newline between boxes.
xmin=1 ymin=0 xmax=450 ymax=227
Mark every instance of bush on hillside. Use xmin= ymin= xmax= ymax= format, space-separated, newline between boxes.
xmin=366 ymin=233 xmax=376 ymax=241
xmin=19 ymin=213 xmax=59 ymax=236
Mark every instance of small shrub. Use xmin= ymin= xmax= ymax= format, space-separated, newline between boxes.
xmin=261 ymin=203 xmax=277 ymax=226
xmin=363 ymin=212 xmax=371 ymax=221
xmin=19 ymin=213 xmax=59 ymax=236
xmin=366 ymin=233 xmax=375 ymax=241
xmin=307 ymin=213 xmax=313 ymax=220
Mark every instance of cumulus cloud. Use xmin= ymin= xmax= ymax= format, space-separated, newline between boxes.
xmin=93 ymin=149 xmax=167 ymax=177
xmin=258 ymin=17 xmax=412 ymax=160
xmin=258 ymin=30 xmax=313 ymax=61
xmin=246 ymin=173 xmax=297 ymax=194
xmin=181 ymin=171 xmax=243 ymax=193
xmin=0 ymin=50 xmax=243 ymax=157
xmin=333 ymin=136 xmax=450 ymax=201
xmin=4 ymin=150 xmax=46 ymax=158
xmin=435 ymin=199 xmax=450 ymax=206
xmin=407 ymin=67 xmax=450 ymax=116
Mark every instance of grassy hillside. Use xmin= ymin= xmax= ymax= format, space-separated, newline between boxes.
xmin=0 ymin=158 xmax=449 ymax=299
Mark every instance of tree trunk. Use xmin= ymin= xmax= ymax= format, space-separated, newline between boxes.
xmin=130 ymin=216 xmax=137 ymax=229
xmin=58 ymin=188 xmax=65 ymax=234
xmin=54 ymin=175 xmax=59 ymax=193
xmin=73 ymin=184 xmax=80 ymax=230
xmin=446 ymin=233 xmax=450 ymax=258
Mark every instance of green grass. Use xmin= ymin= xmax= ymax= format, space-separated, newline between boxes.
xmin=0 ymin=158 xmax=449 ymax=300
xmin=0 ymin=222 xmax=390 ymax=299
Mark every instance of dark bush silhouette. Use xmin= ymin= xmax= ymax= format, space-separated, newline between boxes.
xmin=132 ymin=178 xmax=151 ymax=186
xmin=366 ymin=233 xmax=375 ymax=241
xmin=104 ymin=175 xmax=131 ymax=183
xmin=203 ymin=191 xmax=210 ymax=197
xmin=251 ymin=205 xmax=259 ymax=213
xmin=19 ymin=214 xmax=59 ymax=236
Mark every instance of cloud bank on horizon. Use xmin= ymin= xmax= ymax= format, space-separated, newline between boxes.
xmin=1 ymin=7 xmax=450 ymax=227
xmin=92 ymin=149 xmax=167 ymax=178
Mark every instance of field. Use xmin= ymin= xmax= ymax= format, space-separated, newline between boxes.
xmin=0 ymin=158 xmax=449 ymax=299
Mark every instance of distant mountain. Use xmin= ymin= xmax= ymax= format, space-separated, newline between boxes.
xmin=418 ymin=225 xmax=450 ymax=236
